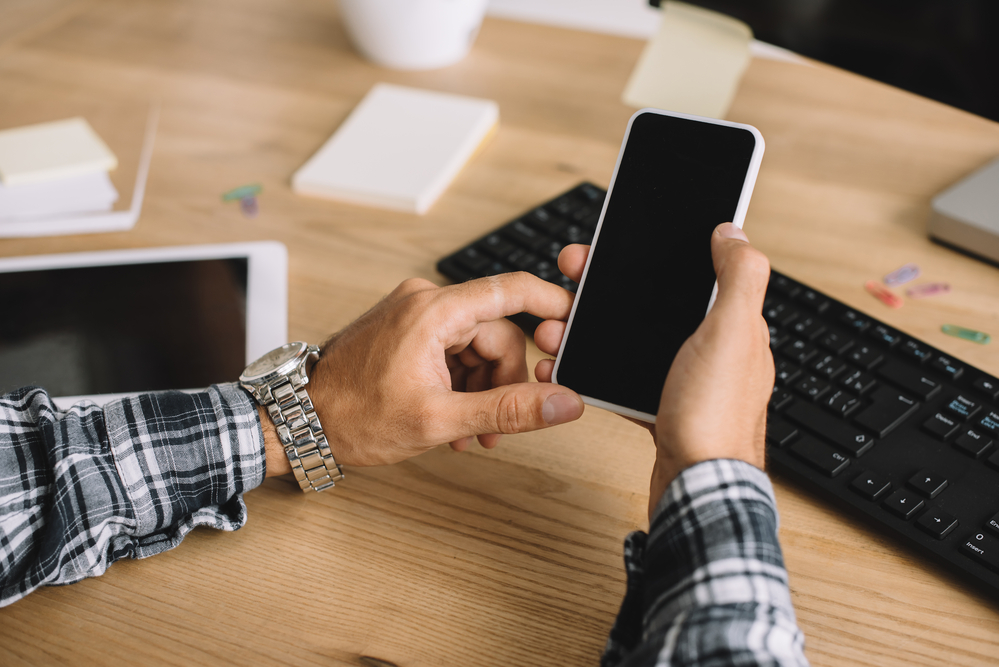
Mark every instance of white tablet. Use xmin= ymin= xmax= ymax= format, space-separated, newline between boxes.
xmin=0 ymin=241 xmax=288 ymax=407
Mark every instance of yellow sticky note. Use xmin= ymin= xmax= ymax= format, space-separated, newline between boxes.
xmin=623 ymin=2 xmax=752 ymax=119
xmin=0 ymin=117 xmax=118 ymax=185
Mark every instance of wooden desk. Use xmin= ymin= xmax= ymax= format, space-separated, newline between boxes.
xmin=2 ymin=2 xmax=999 ymax=665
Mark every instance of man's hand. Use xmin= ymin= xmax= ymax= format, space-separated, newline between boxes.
xmin=534 ymin=223 xmax=774 ymax=518
xmin=264 ymin=272 xmax=586 ymax=472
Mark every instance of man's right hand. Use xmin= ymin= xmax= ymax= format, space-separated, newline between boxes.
xmin=535 ymin=223 xmax=774 ymax=518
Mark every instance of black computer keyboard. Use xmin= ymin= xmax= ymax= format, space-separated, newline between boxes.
xmin=437 ymin=182 xmax=999 ymax=599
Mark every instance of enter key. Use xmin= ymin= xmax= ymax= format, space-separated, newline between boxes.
xmin=854 ymin=385 xmax=920 ymax=438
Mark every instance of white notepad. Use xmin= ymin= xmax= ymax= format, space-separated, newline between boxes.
xmin=292 ymin=84 xmax=499 ymax=214
xmin=0 ymin=117 xmax=118 ymax=185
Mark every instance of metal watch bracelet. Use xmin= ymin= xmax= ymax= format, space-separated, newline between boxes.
xmin=265 ymin=375 xmax=344 ymax=492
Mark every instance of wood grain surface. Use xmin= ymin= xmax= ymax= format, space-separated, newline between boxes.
xmin=1 ymin=1 xmax=998 ymax=665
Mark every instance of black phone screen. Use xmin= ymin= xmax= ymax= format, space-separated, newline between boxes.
xmin=554 ymin=111 xmax=759 ymax=417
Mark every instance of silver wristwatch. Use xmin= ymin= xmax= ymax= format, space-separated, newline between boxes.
xmin=239 ymin=342 xmax=344 ymax=492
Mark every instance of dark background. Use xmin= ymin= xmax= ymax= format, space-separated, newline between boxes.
xmin=654 ymin=0 xmax=999 ymax=123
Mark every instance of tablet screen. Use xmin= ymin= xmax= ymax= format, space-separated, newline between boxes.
xmin=0 ymin=258 xmax=248 ymax=397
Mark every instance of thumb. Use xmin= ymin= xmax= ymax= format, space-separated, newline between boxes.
xmin=710 ymin=223 xmax=771 ymax=317
xmin=437 ymin=383 xmax=584 ymax=440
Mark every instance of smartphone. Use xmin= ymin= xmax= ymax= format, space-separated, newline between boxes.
xmin=551 ymin=109 xmax=765 ymax=422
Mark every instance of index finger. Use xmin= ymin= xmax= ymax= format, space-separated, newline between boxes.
xmin=439 ymin=272 xmax=576 ymax=329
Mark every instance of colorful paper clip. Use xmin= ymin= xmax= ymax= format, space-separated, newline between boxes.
xmin=239 ymin=196 xmax=259 ymax=218
xmin=864 ymin=280 xmax=903 ymax=308
xmin=941 ymin=324 xmax=990 ymax=345
xmin=222 ymin=183 xmax=262 ymax=202
xmin=884 ymin=263 xmax=920 ymax=286
xmin=906 ymin=282 xmax=950 ymax=298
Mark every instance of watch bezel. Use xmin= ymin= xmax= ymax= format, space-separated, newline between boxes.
xmin=239 ymin=341 xmax=314 ymax=386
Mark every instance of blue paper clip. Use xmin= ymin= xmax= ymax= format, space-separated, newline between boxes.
xmin=884 ymin=263 xmax=920 ymax=286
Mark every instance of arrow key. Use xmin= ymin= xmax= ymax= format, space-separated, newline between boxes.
xmin=850 ymin=469 xmax=892 ymax=501
xmin=916 ymin=507 xmax=959 ymax=540
xmin=908 ymin=469 xmax=948 ymax=499
xmin=883 ymin=489 xmax=924 ymax=519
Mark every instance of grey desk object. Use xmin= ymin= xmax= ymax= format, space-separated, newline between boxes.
xmin=929 ymin=156 xmax=999 ymax=266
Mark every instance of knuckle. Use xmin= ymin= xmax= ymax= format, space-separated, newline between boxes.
xmin=395 ymin=277 xmax=436 ymax=298
xmin=494 ymin=390 xmax=527 ymax=434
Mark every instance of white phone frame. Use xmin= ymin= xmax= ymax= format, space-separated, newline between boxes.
xmin=0 ymin=241 xmax=288 ymax=408
xmin=551 ymin=108 xmax=765 ymax=423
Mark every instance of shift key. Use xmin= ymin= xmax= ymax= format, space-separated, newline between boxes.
xmin=854 ymin=385 xmax=920 ymax=437
xmin=785 ymin=401 xmax=875 ymax=456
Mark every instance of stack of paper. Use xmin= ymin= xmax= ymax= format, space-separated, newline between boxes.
xmin=292 ymin=83 xmax=499 ymax=214
xmin=0 ymin=117 xmax=120 ymax=223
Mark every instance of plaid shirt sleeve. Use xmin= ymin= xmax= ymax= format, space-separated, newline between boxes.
xmin=602 ymin=459 xmax=809 ymax=667
xmin=0 ymin=383 xmax=265 ymax=607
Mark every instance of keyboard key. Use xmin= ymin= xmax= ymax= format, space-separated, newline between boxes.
xmin=986 ymin=512 xmax=999 ymax=537
xmin=979 ymin=410 xmax=999 ymax=437
xmin=850 ymin=470 xmax=892 ymax=501
xmin=876 ymin=359 xmax=941 ymax=400
xmin=953 ymin=429 xmax=993 ymax=459
xmin=782 ymin=339 xmax=818 ymax=365
xmin=791 ymin=317 xmax=826 ymax=341
xmin=811 ymin=354 xmax=847 ymax=380
xmin=944 ymin=394 xmax=981 ymax=421
xmin=769 ymin=325 xmax=790 ymax=351
xmin=578 ymin=183 xmax=604 ymax=202
xmin=560 ymin=224 xmax=590 ymax=245
xmin=987 ymin=449 xmax=999 ymax=472
xmin=846 ymin=344 xmax=883 ymax=370
xmin=766 ymin=416 xmax=799 ymax=447
xmin=793 ymin=375 xmax=831 ymax=402
xmin=796 ymin=289 xmax=830 ymax=312
xmin=840 ymin=368 xmax=878 ymax=395
xmin=481 ymin=233 xmax=516 ymax=259
xmin=483 ymin=261 xmax=510 ymax=276
xmin=973 ymin=376 xmax=999 ymax=400
xmin=922 ymin=413 xmax=959 ymax=441
xmin=961 ymin=532 xmax=999 ymax=573
xmin=550 ymin=197 xmax=573 ymax=216
xmin=916 ymin=508 xmax=958 ymax=540
xmin=883 ymin=489 xmax=924 ymax=519
xmin=867 ymin=324 xmax=902 ymax=347
xmin=770 ymin=274 xmax=801 ymax=298
xmin=898 ymin=339 xmax=932 ymax=364
xmin=853 ymin=386 xmax=919 ymax=437
xmin=526 ymin=208 xmax=567 ymax=236
xmin=539 ymin=240 xmax=564 ymax=261
xmin=764 ymin=302 xmax=800 ymax=328
xmin=510 ymin=251 xmax=541 ymax=272
xmin=785 ymin=401 xmax=875 ymax=456
xmin=840 ymin=310 xmax=871 ymax=333
xmin=818 ymin=329 xmax=854 ymax=355
xmin=455 ymin=247 xmax=491 ymax=273
xmin=769 ymin=386 xmax=793 ymax=412
xmin=821 ymin=389 xmax=860 ymax=417
xmin=929 ymin=354 xmax=963 ymax=380
xmin=789 ymin=435 xmax=851 ymax=477
xmin=908 ymin=469 xmax=948 ymax=498
xmin=506 ymin=220 xmax=547 ymax=251
xmin=534 ymin=261 xmax=560 ymax=281
xmin=775 ymin=360 xmax=801 ymax=386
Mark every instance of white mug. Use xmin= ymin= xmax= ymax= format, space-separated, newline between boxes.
xmin=339 ymin=0 xmax=489 ymax=70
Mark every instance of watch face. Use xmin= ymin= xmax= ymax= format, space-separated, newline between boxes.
xmin=242 ymin=342 xmax=304 ymax=381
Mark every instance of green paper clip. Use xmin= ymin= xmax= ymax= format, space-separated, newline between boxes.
xmin=222 ymin=183 xmax=262 ymax=202
xmin=941 ymin=324 xmax=990 ymax=344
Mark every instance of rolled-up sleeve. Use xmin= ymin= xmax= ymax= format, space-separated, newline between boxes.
xmin=602 ymin=459 xmax=809 ymax=667
xmin=0 ymin=383 xmax=264 ymax=607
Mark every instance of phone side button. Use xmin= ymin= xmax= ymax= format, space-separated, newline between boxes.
xmin=789 ymin=435 xmax=851 ymax=477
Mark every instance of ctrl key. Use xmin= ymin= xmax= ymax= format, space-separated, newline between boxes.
xmin=789 ymin=435 xmax=850 ymax=477
xmin=961 ymin=532 xmax=999 ymax=573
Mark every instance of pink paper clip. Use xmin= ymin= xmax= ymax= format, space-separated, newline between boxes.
xmin=884 ymin=263 xmax=920 ymax=286
xmin=906 ymin=282 xmax=950 ymax=298
xmin=865 ymin=280 xmax=903 ymax=308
